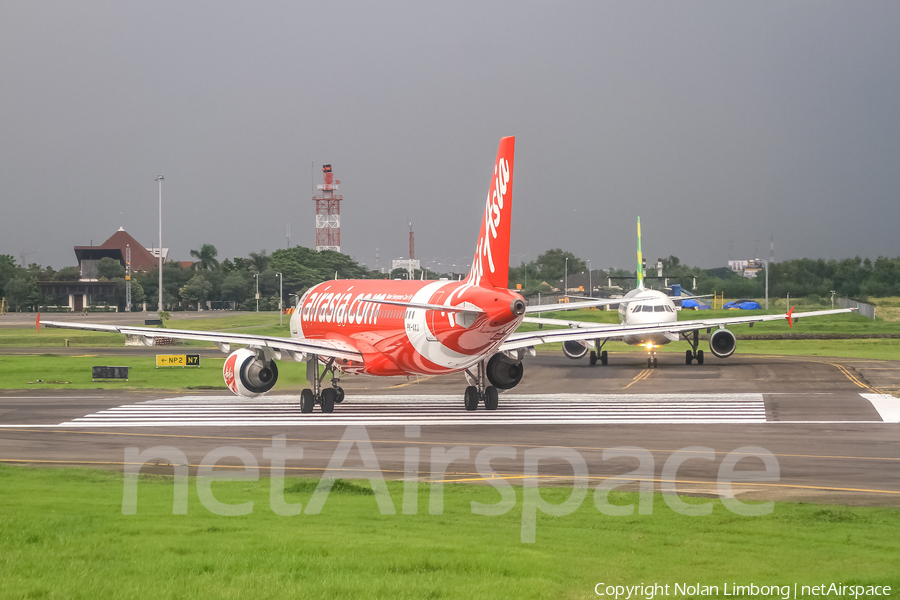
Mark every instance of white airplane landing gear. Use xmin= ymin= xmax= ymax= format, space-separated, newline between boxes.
xmin=683 ymin=330 xmax=704 ymax=365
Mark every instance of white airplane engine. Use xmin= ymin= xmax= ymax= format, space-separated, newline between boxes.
xmin=562 ymin=340 xmax=590 ymax=360
xmin=223 ymin=348 xmax=279 ymax=397
xmin=486 ymin=353 xmax=524 ymax=390
xmin=708 ymin=328 xmax=737 ymax=359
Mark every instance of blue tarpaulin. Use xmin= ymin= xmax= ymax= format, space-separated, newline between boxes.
xmin=724 ymin=300 xmax=761 ymax=310
xmin=681 ymin=299 xmax=711 ymax=310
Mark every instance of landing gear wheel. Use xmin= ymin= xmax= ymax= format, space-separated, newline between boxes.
xmin=321 ymin=388 xmax=336 ymax=413
xmin=334 ymin=387 xmax=345 ymax=403
xmin=652 ymin=357 xmax=658 ymax=368
xmin=484 ymin=386 xmax=499 ymax=410
xmin=464 ymin=386 xmax=479 ymax=411
xmin=600 ymin=350 xmax=608 ymax=366
xmin=697 ymin=350 xmax=704 ymax=365
xmin=685 ymin=350 xmax=693 ymax=365
xmin=300 ymin=389 xmax=315 ymax=413
xmin=589 ymin=351 xmax=597 ymax=366
xmin=647 ymin=357 xmax=653 ymax=369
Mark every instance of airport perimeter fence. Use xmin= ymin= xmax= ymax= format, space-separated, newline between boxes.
xmin=839 ymin=297 xmax=876 ymax=320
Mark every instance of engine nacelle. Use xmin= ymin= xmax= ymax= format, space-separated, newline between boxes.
xmin=562 ymin=340 xmax=590 ymax=360
xmin=708 ymin=328 xmax=737 ymax=359
xmin=486 ymin=353 xmax=524 ymax=390
xmin=223 ymin=348 xmax=279 ymax=397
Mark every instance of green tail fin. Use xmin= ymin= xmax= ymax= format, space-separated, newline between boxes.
xmin=636 ymin=217 xmax=645 ymax=290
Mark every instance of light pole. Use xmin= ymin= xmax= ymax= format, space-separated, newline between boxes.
xmin=516 ymin=254 xmax=529 ymax=290
xmin=254 ymin=273 xmax=259 ymax=313
xmin=155 ymin=174 xmax=164 ymax=315
xmin=565 ymin=257 xmax=568 ymax=297
xmin=276 ymin=272 xmax=283 ymax=325
xmin=588 ymin=260 xmax=592 ymax=298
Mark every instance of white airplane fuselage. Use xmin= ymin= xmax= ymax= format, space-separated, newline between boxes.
xmin=617 ymin=288 xmax=678 ymax=347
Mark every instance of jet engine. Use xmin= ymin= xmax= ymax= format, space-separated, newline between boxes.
xmin=562 ymin=340 xmax=590 ymax=360
xmin=223 ymin=348 xmax=279 ymax=397
xmin=708 ymin=328 xmax=737 ymax=359
xmin=486 ymin=353 xmax=524 ymax=390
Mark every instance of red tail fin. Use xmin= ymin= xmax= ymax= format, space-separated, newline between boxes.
xmin=466 ymin=136 xmax=515 ymax=289
xmin=786 ymin=306 xmax=795 ymax=328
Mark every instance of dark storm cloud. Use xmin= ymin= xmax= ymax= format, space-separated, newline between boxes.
xmin=2 ymin=1 xmax=898 ymax=272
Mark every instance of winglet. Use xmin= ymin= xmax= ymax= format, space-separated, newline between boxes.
xmin=36 ymin=312 xmax=40 ymax=333
xmin=786 ymin=306 xmax=795 ymax=328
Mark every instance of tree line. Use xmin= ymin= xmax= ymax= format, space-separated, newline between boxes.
xmin=510 ymin=250 xmax=900 ymax=301
xmin=2 ymin=246 xmax=899 ymax=312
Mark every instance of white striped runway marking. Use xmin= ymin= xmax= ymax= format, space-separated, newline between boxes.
xmin=56 ymin=393 xmax=768 ymax=427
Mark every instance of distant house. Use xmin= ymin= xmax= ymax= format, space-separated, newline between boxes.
xmin=40 ymin=227 xmax=167 ymax=311
xmin=75 ymin=227 xmax=162 ymax=278
xmin=728 ymin=258 xmax=764 ymax=279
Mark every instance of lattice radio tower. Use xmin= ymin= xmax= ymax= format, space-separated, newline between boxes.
xmin=313 ymin=164 xmax=342 ymax=252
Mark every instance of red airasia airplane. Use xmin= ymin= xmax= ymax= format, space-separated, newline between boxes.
xmin=44 ymin=137 xmax=539 ymax=413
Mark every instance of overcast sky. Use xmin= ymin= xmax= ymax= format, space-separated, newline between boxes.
xmin=2 ymin=1 xmax=899 ymax=274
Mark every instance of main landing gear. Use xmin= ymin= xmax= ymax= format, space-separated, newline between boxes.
xmin=683 ymin=330 xmax=704 ymax=365
xmin=300 ymin=354 xmax=345 ymax=413
xmin=589 ymin=350 xmax=608 ymax=366
xmin=589 ymin=340 xmax=609 ymax=366
xmin=463 ymin=360 xmax=499 ymax=411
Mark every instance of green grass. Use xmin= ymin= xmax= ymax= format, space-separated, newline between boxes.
xmin=0 ymin=465 xmax=897 ymax=599
xmin=0 ymin=354 xmax=314 ymax=391
xmin=0 ymin=313 xmax=290 ymax=348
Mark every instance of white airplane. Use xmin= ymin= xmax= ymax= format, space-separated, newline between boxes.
xmin=522 ymin=217 xmax=855 ymax=368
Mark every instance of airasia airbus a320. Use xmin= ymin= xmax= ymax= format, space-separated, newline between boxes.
xmin=45 ymin=137 xmax=542 ymax=413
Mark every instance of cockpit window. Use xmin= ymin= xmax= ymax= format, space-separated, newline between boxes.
xmin=665 ymin=305 xmax=674 ymax=312
xmin=653 ymin=305 xmax=665 ymax=312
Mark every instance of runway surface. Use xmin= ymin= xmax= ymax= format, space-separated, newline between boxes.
xmin=1 ymin=353 xmax=899 ymax=507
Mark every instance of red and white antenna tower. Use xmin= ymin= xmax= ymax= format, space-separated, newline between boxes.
xmin=409 ymin=222 xmax=415 ymax=260
xmin=313 ymin=164 xmax=342 ymax=252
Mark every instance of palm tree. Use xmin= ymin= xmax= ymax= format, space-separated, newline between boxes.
xmin=248 ymin=250 xmax=270 ymax=274
xmin=190 ymin=244 xmax=219 ymax=271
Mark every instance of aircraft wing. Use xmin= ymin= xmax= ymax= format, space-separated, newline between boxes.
xmin=522 ymin=316 xmax=620 ymax=329
xmin=501 ymin=307 xmax=855 ymax=351
xmin=524 ymin=298 xmax=630 ymax=313
xmin=39 ymin=321 xmax=364 ymax=362
xmin=500 ymin=322 xmax=689 ymax=351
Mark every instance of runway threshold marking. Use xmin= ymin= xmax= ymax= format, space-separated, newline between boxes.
xmin=861 ymin=394 xmax=900 ymax=423
xmin=18 ymin=393 xmax=768 ymax=427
